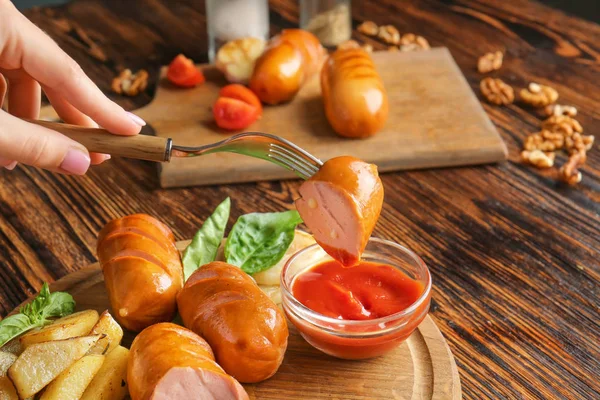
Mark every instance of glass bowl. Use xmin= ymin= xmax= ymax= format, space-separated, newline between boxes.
xmin=281 ymin=237 xmax=431 ymax=359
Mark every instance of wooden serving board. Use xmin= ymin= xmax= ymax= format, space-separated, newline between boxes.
xmin=133 ymin=47 xmax=506 ymax=188
xmin=30 ymin=239 xmax=461 ymax=400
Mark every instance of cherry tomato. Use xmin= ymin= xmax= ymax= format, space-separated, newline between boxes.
xmin=167 ymin=54 xmax=205 ymax=88
xmin=213 ymin=97 xmax=260 ymax=131
xmin=219 ymin=84 xmax=262 ymax=116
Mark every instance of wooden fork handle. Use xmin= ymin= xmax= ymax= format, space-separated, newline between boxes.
xmin=27 ymin=119 xmax=172 ymax=162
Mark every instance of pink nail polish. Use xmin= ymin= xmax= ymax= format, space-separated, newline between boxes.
xmin=60 ymin=149 xmax=91 ymax=175
xmin=126 ymin=112 xmax=146 ymax=126
xmin=4 ymin=161 xmax=17 ymax=170
xmin=105 ymin=154 xmax=112 ymax=160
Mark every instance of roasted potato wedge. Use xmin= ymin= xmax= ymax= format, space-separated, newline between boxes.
xmin=0 ymin=351 xmax=17 ymax=376
xmin=0 ymin=376 xmax=18 ymax=400
xmin=19 ymin=310 xmax=100 ymax=348
xmin=40 ymin=354 xmax=105 ymax=400
xmin=89 ymin=311 xmax=123 ymax=355
xmin=80 ymin=345 xmax=129 ymax=400
xmin=8 ymin=334 xmax=101 ymax=399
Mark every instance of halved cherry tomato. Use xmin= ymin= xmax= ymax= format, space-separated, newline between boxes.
xmin=167 ymin=54 xmax=205 ymax=88
xmin=213 ymin=97 xmax=260 ymax=131
xmin=219 ymin=84 xmax=262 ymax=116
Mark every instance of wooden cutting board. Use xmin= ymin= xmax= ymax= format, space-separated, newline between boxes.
xmin=133 ymin=47 xmax=506 ymax=188
xmin=33 ymin=239 xmax=461 ymax=399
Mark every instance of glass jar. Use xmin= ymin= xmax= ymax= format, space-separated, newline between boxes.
xmin=206 ymin=0 xmax=270 ymax=62
xmin=299 ymin=0 xmax=352 ymax=47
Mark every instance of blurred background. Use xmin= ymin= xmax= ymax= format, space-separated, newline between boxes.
xmin=11 ymin=0 xmax=600 ymax=23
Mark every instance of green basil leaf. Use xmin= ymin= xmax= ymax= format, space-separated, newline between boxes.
xmin=225 ymin=210 xmax=303 ymax=275
xmin=0 ymin=314 xmax=33 ymax=348
xmin=182 ymin=197 xmax=231 ymax=281
xmin=43 ymin=291 xmax=76 ymax=319
xmin=0 ymin=283 xmax=75 ymax=347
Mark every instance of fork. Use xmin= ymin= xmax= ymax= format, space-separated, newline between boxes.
xmin=28 ymin=120 xmax=323 ymax=180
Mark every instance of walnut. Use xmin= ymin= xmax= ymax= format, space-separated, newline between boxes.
xmin=337 ymin=39 xmax=361 ymax=50
xmin=559 ymin=151 xmax=584 ymax=185
xmin=388 ymin=46 xmax=399 ymax=52
xmin=542 ymin=104 xmax=577 ymax=118
xmin=111 ymin=69 xmax=148 ymax=96
xmin=480 ymin=78 xmax=514 ymax=105
xmin=520 ymin=82 xmax=558 ymax=107
xmin=377 ymin=25 xmax=400 ymax=45
xmin=357 ymin=21 xmax=378 ymax=36
xmin=524 ymin=131 xmax=560 ymax=152
xmin=477 ymin=51 xmax=503 ymax=73
xmin=399 ymin=33 xmax=430 ymax=51
xmin=565 ymin=133 xmax=594 ymax=155
xmin=521 ymin=150 xmax=555 ymax=168
xmin=216 ymin=37 xmax=266 ymax=84
xmin=541 ymin=115 xmax=583 ymax=136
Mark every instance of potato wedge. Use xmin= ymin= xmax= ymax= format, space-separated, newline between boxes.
xmin=80 ymin=345 xmax=129 ymax=400
xmin=40 ymin=354 xmax=105 ymax=400
xmin=88 ymin=311 xmax=123 ymax=355
xmin=8 ymin=334 xmax=101 ymax=399
xmin=0 ymin=376 xmax=18 ymax=400
xmin=20 ymin=310 xmax=100 ymax=348
xmin=0 ymin=351 xmax=17 ymax=377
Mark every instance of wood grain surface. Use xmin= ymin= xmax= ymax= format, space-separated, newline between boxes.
xmin=134 ymin=48 xmax=505 ymax=187
xmin=34 ymin=238 xmax=461 ymax=399
xmin=0 ymin=1 xmax=599 ymax=399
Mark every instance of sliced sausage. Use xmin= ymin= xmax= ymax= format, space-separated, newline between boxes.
xmin=295 ymin=156 xmax=384 ymax=266
xmin=128 ymin=323 xmax=248 ymax=400
xmin=97 ymin=214 xmax=183 ymax=332
xmin=321 ymin=48 xmax=388 ymax=138
xmin=177 ymin=261 xmax=288 ymax=383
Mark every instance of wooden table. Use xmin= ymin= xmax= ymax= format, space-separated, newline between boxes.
xmin=1 ymin=1 xmax=598 ymax=398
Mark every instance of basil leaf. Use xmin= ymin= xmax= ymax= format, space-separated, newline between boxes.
xmin=0 ymin=314 xmax=33 ymax=348
xmin=225 ymin=210 xmax=303 ymax=275
xmin=0 ymin=283 xmax=75 ymax=347
xmin=182 ymin=197 xmax=231 ymax=281
xmin=43 ymin=291 xmax=76 ymax=319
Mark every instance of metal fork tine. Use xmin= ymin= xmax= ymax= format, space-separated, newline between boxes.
xmin=270 ymin=144 xmax=320 ymax=176
xmin=269 ymin=151 xmax=314 ymax=179
xmin=170 ymin=132 xmax=323 ymax=179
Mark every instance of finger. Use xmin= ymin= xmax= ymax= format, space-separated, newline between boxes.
xmin=44 ymin=86 xmax=97 ymax=128
xmin=45 ymin=86 xmax=112 ymax=162
xmin=0 ymin=74 xmax=6 ymax=109
xmin=5 ymin=7 xmax=145 ymax=135
xmin=4 ymin=70 xmax=41 ymax=118
xmin=90 ymin=153 xmax=110 ymax=165
xmin=0 ymin=111 xmax=90 ymax=174
xmin=0 ymin=156 xmax=17 ymax=170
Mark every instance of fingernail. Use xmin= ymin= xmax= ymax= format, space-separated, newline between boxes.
xmin=60 ymin=149 xmax=91 ymax=175
xmin=4 ymin=161 xmax=17 ymax=170
xmin=126 ymin=112 xmax=146 ymax=126
xmin=104 ymin=154 xmax=111 ymax=160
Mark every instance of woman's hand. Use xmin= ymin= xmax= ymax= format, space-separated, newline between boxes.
xmin=0 ymin=0 xmax=146 ymax=174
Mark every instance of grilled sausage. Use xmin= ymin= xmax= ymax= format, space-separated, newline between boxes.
xmin=177 ymin=262 xmax=288 ymax=383
xmin=321 ymin=48 xmax=388 ymax=138
xmin=128 ymin=323 xmax=248 ymax=400
xmin=295 ymin=156 xmax=384 ymax=266
xmin=97 ymin=214 xmax=183 ymax=332
xmin=249 ymin=29 xmax=325 ymax=105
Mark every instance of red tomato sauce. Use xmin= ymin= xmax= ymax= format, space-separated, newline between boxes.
xmin=292 ymin=260 xmax=424 ymax=320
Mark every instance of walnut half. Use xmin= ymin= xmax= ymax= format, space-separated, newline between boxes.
xmin=480 ymin=77 xmax=514 ymax=105
xmin=520 ymin=82 xmax=558 ymax=107
xmin=111 ymin=69 xmax=148 ymax=96
xmin=477 ymin=51 xmax=503 ymax=73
